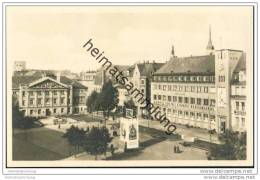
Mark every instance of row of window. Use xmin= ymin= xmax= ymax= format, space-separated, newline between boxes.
xmin=153 ymin=95 xmax=215 ymax=106
xmin=153 ymin=75 xmax=215 ymax=83
xmin=161 ymin=108 xmax=215 ymax=121
xmin=24 ymin=97 xmax=68 ymax=106
xmin=153 ymin=84 xmax=212 ymax=93
xmin=235 ymin=101 xmax=245 ymax=111
xmin=235 ymin=117 xmax=246 ymax=127
xmin=23 ymin=90 xmax=67 ymax=97
xmin=29 ymin=108 xmax=66 ymax=115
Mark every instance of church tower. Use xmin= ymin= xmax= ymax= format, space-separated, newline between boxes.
xmin=206 ymin=25 xmax=214 ymax=55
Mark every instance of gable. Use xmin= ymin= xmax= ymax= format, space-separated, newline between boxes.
xmin=29 ymin=78 xmax=68 ymax=89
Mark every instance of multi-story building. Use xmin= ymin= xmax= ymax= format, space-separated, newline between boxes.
xmin=151 ymin=28 xmax=247 ymax=133
xmin=131 ymin=61 xmax=164 ymax=115
xmin=12 ymin=73 xmax=88 ymax=117
xmin=230 ymin=53 xmax=247 ymax=132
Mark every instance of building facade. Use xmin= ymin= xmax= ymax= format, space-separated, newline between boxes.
xmin=12 ymin=73 xmax=88 ymax=117
xmin=151 ymin=29 xmax=247 ymax=133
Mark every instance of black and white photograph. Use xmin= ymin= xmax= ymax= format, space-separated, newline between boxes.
xmin=1 ymin=1 xmax=258 ymax=178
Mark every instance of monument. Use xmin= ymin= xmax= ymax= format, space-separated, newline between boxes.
xmin=119 ymin=108 xmax=139 ymax=150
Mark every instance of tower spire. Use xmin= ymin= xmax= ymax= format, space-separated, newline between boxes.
xmin=206 ymin=25 xmax=214 ymax=55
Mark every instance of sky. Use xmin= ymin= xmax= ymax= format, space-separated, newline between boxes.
xmin=7 ymin=6 xmax=253 ymax=73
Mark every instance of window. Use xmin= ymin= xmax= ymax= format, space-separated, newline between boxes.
xmin=38 ymin=109 xmax=41 ymax=114
xmin=178 ymin=110 xmax=183 ymax=115
xmin=53 ymin=98 xmax=57 ymax=104
xmin=236 ymin=117 xmax=239 ymax=126
xmin=61 ymin=91 xmax=65 ymax=95
xmin=22 ymin=91 xmax=25 ymax=96
xmin=168 ymin=85 xmax=172 ymax=91
xmin=68 ymin=98 xmax=71 ymax=104
xmin=197 ymin=98 xmax=201 ymax=105
xmin=53 ymin=109 xmax=56 ymax=113
xmin=37 ymin=98 xmax=42 ymax=105
xmin=29 ymin=92 xmax=34 ymax=96
xmin=163 ymin=85 xmax=167 ymax=91
xmin=158 ymin=95 xmax=161 ymax=100
xmin=197 ymin=113 xmax=202 ymax=119
xmin=185 ymin=111 xmax=189 ymax=117
xmin=236 ymin=101 xmax=239 ymax=110
xmin=219 ymin=76 xmax=225 ymax=82
xmin=61 ymin=97 xmax=65 ymax=104
xmin=184 ymin=97 xmax=189 ymax=104
xmin=30 ymin=110 xmax=33 ymax=115
xmin=45 ymin=98 xmax=50 ymax=105
xmin=210 ymin=115 xmax=215 ymax=121
xmin=190 ymin=98 xmax=195 ymax=104
xmin=153 ymin=95 xmax=157 ymax=100
xmin=158 ymin=84 xmax=161 ymax=90
xmin=22 ymin=100 xmax=25 ymax=106
xmin=241 ymin=118 xmax=245 ymax=126
xmin=163 ymin=95 xmax=166 ymax=101
xmin=37 ymin=91 xmax=41 ymax=95
xmin=197 ymin=87 xmax=201 ymax=92
xmin=204 ymin=87 xmax=208 ymax=93
xmin=235 ymin=87 xmax=239 ymax=95
xmin=190 ymin=112 xmax=195 ymax=117
xmin=203 ymin=114 xmax=208 ymax=120
xmin=172 ymin=96 xmax=177 ymax=102
xmin=191 ymin=86 xmax=196 ymax=92
xmin=167 ymin=109 xmax=171 ymax=113
xmin=168 ymin=96 xmax=171 ymax=102
xmin=204 ymin=99 xmax=209 ymax=106
xmin=61 ymin=108 xmax=64 ymax=113
xmin=241 ymin=102 xmax=245 ymax=111
xmin=53 ymin=91 xmax=57 ymax=95
xmin=29 ymin=99 xmax=34 ymax=105
xmin=45 ymin=91 xmax=49 ymax=96
xmin=178 ymin=97 xmax=183 ymax=103
xmin=210 ymin=99 xmax=216 ymax=106
xmin=141 ymin=79 xmax=145 ymax=84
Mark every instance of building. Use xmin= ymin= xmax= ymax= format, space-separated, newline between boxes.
xmin=13 ymin=61 xmax=26 ymax=72
xmin=151 ymin=28 xmax=247 ymax=133
xmin=12 ymin=72 xmax=88 ymax=117
xmin=131 ymin=61 xmax=164 ymax=115
xmin=230 ymin=58 xmax=246 ymax=132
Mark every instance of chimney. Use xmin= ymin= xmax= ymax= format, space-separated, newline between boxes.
xmin=56 ymin=72 xmax=61 ymax=82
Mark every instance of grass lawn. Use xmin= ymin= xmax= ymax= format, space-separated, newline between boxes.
xmin=13 ymin=127 xmax=83 ymax=160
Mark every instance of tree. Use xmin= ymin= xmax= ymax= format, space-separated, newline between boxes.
xmin=83 ymin=126 xmax=112 ymax=160
xmin=12 ymin=100 xmax=24 ymax=129
xmin=208 ymin=130 xmax=247 ymax=160
xmin=98 ymin=80 xmax=119 ymax=124
xmin=63 ymin=125 xmax=86 ymax=157
xmin=86 ymin=91 xmax=99 ymax=113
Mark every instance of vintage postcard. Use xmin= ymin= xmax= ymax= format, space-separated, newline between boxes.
xmin=4 ymin=3 xmax=255 ymax=169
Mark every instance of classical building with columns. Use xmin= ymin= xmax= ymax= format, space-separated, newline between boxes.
xmin=12 ymin=72 xmax=88 ymax=117
xmin=151 ymin=28 xmax=247 ymax=133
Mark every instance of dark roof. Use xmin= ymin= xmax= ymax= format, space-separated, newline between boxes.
xmin=233 ymin=54 xmax=246 ymax=73
xmin=155 ymin=55 xmax=215 ymax=75
xmin=137 ymin=63 xmax=164 ymax=77
xmin=12 ymin=75 xmax=87 ymax=89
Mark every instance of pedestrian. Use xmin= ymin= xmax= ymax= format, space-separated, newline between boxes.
xmin=174 ymin=145 xmax=176 ymax=153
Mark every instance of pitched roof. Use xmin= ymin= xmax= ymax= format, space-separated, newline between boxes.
xmin=12 ymin=75 xmax=87 ymax=89
xmin=137 ymin=63 xmax=164 ymax=77
xmin=233 ymin=54 xmax=246 ymax=73
xmin=155 ymin=55 xmax=215 ymax=75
